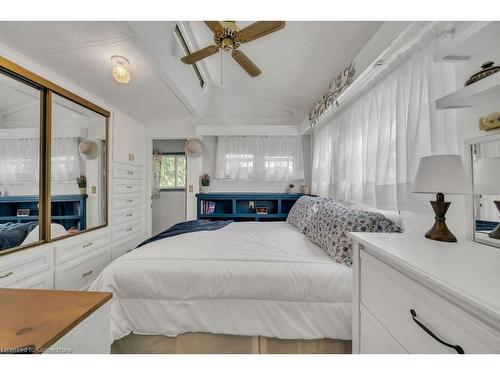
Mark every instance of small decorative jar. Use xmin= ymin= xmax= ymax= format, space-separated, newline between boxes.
xmin=200 ymin=186 xmax=210 ymax=194
xmin=301 ymin=184 xmax=311 ymax=195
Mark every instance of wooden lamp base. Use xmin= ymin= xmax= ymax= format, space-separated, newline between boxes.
xmin=425 ymin=193 xmax=457 ymax=243
xmin=489 ymin=201 xmax=500 ymax=240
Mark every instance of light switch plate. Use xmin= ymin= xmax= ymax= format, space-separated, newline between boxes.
xmin=91 ymin=186 xmax=97 ymax=194
xmin=188 ymin=185 xmax=193 ymax=193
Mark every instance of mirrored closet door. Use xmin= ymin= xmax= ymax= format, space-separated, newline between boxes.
xmin=0 ymin=71 xmax=43 ymax=253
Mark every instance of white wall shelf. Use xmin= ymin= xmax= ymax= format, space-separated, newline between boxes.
xmin=435 ymin=21 xmax=500 ymax=62
xmin=436 ymin=73 xmax=500 ymax=110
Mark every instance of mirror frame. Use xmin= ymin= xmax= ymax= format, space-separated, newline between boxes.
xmin=465 ymin=132 xmax=500 ymax=249
xmin=0 ymin=56 xmax=110 ymax=256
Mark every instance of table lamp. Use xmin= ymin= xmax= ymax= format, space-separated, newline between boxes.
xmin=475 ymin=157 xmax=500 ymax=240
xmin=413 ymin=155 xmax=471 ymax=242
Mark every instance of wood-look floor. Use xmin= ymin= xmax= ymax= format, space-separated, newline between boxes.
xmin=112 ymin=332 xmax=352 ymax=354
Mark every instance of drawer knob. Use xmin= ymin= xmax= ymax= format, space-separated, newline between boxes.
xmin=0 ymin=271 xmax=14 ymax=279
xmin=82 ymin=270 xmax=93 ymax=277
xmin=126 ymin=227 xmax=133 ymax=232
xmin=127 ymin=171 xmax=133 ymax=175
xmin=126 ymin=185 xmax=133 ymax=189
xmin=410 ymin=309 xmax=464 ymax=354
xmin=82 ymin=241 xmax=93 ymax=248
xmin=126 ymin=200 xmax=133 ymax=203
xmin=126 ymin=213 xmax=133 ymax=217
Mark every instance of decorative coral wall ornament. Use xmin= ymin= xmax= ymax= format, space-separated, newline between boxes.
xmin=308 ymin=62 xmax=356 ymax=126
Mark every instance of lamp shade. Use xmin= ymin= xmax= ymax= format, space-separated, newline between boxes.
xmin=475 ymin=157 xmax=500 ymax=195
xmin=413 ymin=155 xmax=471 ymax=195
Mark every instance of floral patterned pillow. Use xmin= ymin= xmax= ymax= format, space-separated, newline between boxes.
xmin=286 ymin=196 xmax=324 ymax=232
xmin=305 ymin=200 xmax=402 ymax=266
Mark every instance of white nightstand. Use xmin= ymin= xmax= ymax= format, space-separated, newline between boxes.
xmin=351 ymin=232 xmax=500 ymax=354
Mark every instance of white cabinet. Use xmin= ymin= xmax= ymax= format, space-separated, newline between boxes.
xmin=112 ymin=111 xmax=145 ymax=166
xmin=48 ymin=301 xmax=111 ymax=354
xmin=352 ymin=232 xmax=500 ymax=354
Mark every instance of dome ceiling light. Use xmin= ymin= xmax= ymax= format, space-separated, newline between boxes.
xmin=111 ymin=55 xmax=131 ymax=84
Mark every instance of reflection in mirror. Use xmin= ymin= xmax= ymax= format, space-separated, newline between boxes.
xmin=473 ymin=140 xmax=500 ymax=248
xmin=0 ymin=72 xmax=42 ymax=253
xmin=50 ymin=94 xmax=107 ymax=240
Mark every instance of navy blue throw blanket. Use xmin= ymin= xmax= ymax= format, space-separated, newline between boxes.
xmin=137 ymin=219 xmax=233 ymax=248
xmin=0 ymin=222 xmax=39 ymax=252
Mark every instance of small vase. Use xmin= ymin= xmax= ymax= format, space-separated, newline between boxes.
xmin=200 ymin=186 xmax=210 ymax=194
xmin=79 ymin=187 xmax=87 ymax=195
xmin=286 ymin=187 xmax=295 ymax=194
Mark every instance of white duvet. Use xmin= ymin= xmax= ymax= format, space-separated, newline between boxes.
xmin=89 ymin=221 xmax=352 ymax=341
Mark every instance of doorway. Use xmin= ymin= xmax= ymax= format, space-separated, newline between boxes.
xmin=151 ymin=139 xmax=187 ymax=235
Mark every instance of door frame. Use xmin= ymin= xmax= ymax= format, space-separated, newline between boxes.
xmin=145 ymin=138 xmax=188 ymax=237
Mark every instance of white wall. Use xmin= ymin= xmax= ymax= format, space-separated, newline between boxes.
xmin=151 ymin=139 xmax=186 ymax=235
xmin=201 ymin=135 xmax=311 ymax=193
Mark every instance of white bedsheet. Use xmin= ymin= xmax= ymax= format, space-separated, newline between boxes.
xmin=89 ymin=221 xmax=352 ymax=341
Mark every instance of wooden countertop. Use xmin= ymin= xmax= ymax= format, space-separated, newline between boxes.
xmin=0 ymin=288 xmax=112 ymax=353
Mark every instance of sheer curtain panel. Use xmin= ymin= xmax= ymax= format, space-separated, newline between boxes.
xmin=312 ymin=43 xmax=458 ymax=210
xmin=216 ymin=136 xmax=304 ymax=181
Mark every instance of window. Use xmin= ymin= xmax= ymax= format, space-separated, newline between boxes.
xmin=215 ymin=136 xmax=305 ymax=181
xmin=175 ymin=24 xmax=205 ymax=88
xmin=160 ymin=153 xmax=186 ymax=190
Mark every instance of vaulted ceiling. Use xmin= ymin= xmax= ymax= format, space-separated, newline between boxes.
xmin=0 ymin=21 xmax=382 ymax=127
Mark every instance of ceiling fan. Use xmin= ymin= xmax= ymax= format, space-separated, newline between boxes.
xmin=181 ymin=21 xmax=285 ymax=77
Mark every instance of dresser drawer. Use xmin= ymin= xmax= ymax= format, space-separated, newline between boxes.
xmin=112 ymin=194 xmax=142 ymax=210
xmin=112 ymin=220 xmax=142 ymax=240
xmin=0 ymin=246 xmax=53 ymax=288
xmin=360 ymin=305 xmax=406 ymax=354
xmin=112 ymin=180 xmax=142 ymax=194
xmin=54 ymin=232 xmax=109 ymax=265
xmin=55 ymin=248 xmax=111 ymax=291
xmin=5 ymin=270 xmax=54 ymax=290
xmin=112 ymin=208 xmax=142 ymax=226
xmin=360 ymin=251 xmax=500 ymax=353
xmin=111 ymin=234 xmax=144 ymax=260
xmin=112 ymin=164 xmax=143 ymax=180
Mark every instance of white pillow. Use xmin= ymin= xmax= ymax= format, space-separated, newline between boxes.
xmin=22 ymin=223 xmax=68 ymax=245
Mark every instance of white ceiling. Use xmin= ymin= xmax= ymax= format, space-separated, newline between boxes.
xmin=0 ymin=21 xmax=382 ymax=126
xmin=187 ymin=21 xmax=382 ymax=112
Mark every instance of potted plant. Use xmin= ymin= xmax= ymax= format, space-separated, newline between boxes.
xmin=287 ymin=183 xmax=295 ymax=194
xmin=200 ymin=174 xmax=210 ymax=194
xmin=76 ymin=175 xmax=87 ymax=195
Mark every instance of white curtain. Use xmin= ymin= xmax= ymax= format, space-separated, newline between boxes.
xmin=216 ymin=136 xmax=305 ymax=181
xmin=312 ymin=42 xmax=458 ymax=210
xmin=0 ymin=138 xmax=81 ymax=184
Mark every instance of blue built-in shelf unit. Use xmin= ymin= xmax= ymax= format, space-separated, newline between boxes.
xmin=0 ymin=194 xmax=87 ymax=230
xmin=196 ymin=192 xmax=311 ymax=221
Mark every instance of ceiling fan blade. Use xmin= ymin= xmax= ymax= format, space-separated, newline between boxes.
xmin=204 ymin=21 xmax=224 ymax=34
xmin=181 ymin=45 xmax=219 ymax=64
xmin=232 ymin=50 xmax=261 ymax=77
xmin=238 ymin=21 xmax=285 ymax=43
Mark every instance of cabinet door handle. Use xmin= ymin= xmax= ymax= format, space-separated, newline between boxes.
xmin=126 ymin=185 xmax=133 ymax=189
xmin=132 ymin=153 xmax=135 ymax=161
xmin=0 ymin=271 xmax=13 ymax=279
xmin=125 ymin=227 xmax=133 ymax=232
xmin=82 ymin=270 xmax=93 ymax=277
xmin=126 ymin=213 xmax=133 ymax=217
xmin=82 ymin=241 xmax=93 ymax=248
xmin=127 ymin=171 xmax=133 ymax=175
xmin=126 ymin=199 xmax=133 ymax=203
xmin=410 ymin=309 xmax=464 ymax=354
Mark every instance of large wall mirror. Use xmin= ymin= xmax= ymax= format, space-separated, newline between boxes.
xmin=0 ymin=71 xmax=43 ymax=252
xmin=0 ymin=57 xmax=109 ymax=255
xmin=472 ymin=138 xmax=500 ymax=248
xmin=50 ymin=94 xmax=107 ymax=240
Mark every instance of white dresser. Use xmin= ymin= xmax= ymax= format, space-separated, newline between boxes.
xmin=351 ymin=232 xmax=500 ymax=354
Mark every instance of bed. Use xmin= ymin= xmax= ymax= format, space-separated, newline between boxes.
xmin=89 ymin=221 xmax=353 ymax=351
